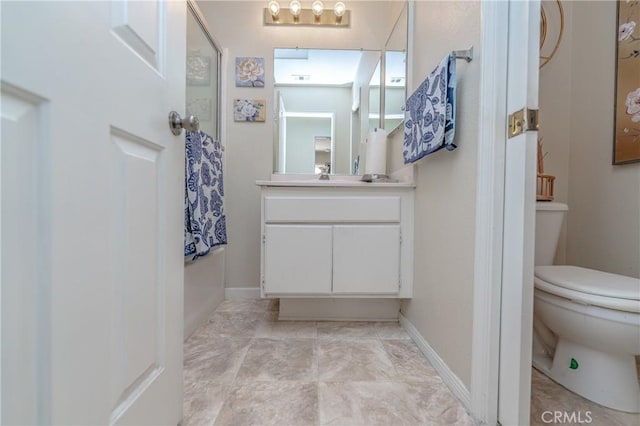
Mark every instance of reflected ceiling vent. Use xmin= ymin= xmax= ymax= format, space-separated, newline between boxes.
xmin=291 ymin=74 xmax=311 ymax=81
xmin=390 ymin=77 xmax=405 ymax=84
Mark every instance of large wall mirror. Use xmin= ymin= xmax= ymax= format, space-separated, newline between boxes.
xmin=272 ymin=4 xmax=408 ymax=176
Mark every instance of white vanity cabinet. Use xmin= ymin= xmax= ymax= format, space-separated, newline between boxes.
xmin=258 ymin=183 xmax=414 ymax=298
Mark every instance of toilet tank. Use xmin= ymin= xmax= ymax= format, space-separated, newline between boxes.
xmin=535 ymin=202 xmax=568 ymax=266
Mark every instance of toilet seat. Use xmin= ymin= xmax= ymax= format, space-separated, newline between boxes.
xmin=534 ymin=265 xmax=640 ymax=313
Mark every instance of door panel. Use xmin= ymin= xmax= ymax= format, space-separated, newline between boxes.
xmin=1 ymin=84 xmax=50 ymax=426
xmin=1 ymin=1 xmax=185 ymax=424
xmin=332 ymin=225 xmax=401 ymax=294
xmin=264 ymin=225 xmax=332 ymax=295
xmin=111 ymin=0 xmax=165 ymax=71
xmin=109 ymin=129 xmax=164 ymax=419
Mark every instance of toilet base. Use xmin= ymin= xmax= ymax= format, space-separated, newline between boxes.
xmin=534 ymin=338 xmax=640 ymax=413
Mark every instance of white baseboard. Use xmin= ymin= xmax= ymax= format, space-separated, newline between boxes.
xmin=399 ymin=313 xmax=471 ymax=410
xmin=224 ymin=287 xmax=261 ymax=300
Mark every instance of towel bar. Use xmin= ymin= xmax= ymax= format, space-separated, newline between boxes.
xmin=452 ymin=46 xmax=473 ymax=62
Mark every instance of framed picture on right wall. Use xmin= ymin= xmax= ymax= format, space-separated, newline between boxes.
xmin=614 ymin=0 xmax=640 ymax=164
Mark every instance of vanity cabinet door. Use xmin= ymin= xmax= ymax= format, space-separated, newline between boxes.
xmin=332 ymin=225 xmax=401 ymax=294
xmin=263 ymin=224 xmax=333 ymax=295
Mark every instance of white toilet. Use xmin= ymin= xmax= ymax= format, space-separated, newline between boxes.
xmin=533 ymin=202 xmax=640 ymax=413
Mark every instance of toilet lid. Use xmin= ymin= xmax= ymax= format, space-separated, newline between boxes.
xmin=535 ymin=265 xmax=640 ymax=300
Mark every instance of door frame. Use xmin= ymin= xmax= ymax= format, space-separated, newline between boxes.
xmin=470 ymin=0 xmax=540 ymax=424
xmin=469 ymin=1 xmax=509 ymax=424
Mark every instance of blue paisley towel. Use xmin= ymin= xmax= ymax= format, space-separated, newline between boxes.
xmin=403 ymin=54 xmax=457 ymax=163
xmin=184 ymin=130 xmax=227 ymax=260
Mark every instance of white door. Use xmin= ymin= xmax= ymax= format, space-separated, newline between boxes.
xmin=499 ymin=0 xmax=541 ymax=424
xmin=1 ymin=1 xmax=185 ymax=425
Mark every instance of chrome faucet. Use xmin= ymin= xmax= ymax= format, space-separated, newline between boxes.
xmin=318 ymin=166 xmax=330 ymax=180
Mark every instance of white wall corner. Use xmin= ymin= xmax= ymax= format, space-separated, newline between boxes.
xmin=399 ymin=314 xmax=472 ymax=415
xmin=224 ymin=287 xmax=261 ymax=300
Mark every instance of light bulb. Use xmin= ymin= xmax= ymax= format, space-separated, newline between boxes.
xmin=334 ymin=1 xmax=346 ymax=17
xmin=268 ymin=0 xmax=280 ymax=17
xmin=312 ymin=0 xmax=324 ymax=17
xmin=289 ymin=0 xmax=302 ymax=17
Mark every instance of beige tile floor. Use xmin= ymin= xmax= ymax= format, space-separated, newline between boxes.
xmin=184 ymin=299 xmax=640 ymax=426
xmin=182 ymin=299 xmax=474 ymax=426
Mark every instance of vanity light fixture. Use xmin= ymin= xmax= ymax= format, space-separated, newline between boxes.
xmin=264 ymin=1 xmax=350 ymax=27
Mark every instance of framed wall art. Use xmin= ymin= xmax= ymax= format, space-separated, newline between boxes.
xmin=233 ymin=99 xmax=266 ymax=122
xmin=235 ymin=57 xmax=265 ymax=87
xmin=614 ymin=0 xmax=640 ymax=164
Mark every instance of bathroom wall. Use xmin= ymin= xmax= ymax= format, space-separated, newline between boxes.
xmin=399 ymin=1 xmax=481 ymax=388
xmin=538 ymin=1 xmax=573 ymax=264
xmin=539 ymin=0 xmax=640 ymax=278
xmin=567 ymin=1 xmax=640 ymax=278
xmin=198 ymin=0 xmax=399 ymax=290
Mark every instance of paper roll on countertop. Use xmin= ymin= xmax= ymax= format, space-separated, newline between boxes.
xmin=364 ymin=128 xmax=388 ymax=175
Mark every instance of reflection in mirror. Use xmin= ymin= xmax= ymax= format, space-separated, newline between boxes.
xmin=186 ymin=5 xmax=221 ymax=140
xmin=384 ymin=3 xmax=408 ymax=134
xmin=315 ymin=136 xmax=332 ymax=174
xmin=368 ymin=60 xmax=381 ymax=132
xmin=279 ymin=112 xmax=334 ymax=174
xmin=384 ymin=50 xmax=406 ymax=132
xmin=273 ymin=48 xmax=380 ymax=175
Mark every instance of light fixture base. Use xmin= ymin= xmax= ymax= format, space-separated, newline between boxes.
xmin=264 ymin=8 xmax=350 ymax=27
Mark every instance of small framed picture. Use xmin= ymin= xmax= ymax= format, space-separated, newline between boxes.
xmin=187 ymin=55 xmax=210 ymax=86
xmin=233 ymin=99 xmax=266 ymax=122
xmin=235 ymin=57 xmax=265 ymax=87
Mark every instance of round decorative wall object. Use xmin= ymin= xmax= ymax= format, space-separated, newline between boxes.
xmin=540 ymin=0 xmax=565 ymax=69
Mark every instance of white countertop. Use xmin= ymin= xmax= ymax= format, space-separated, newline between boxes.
xmin=255 ymin=180 xmax=415 ymax=188
xmin=256 ymin=168 xmax=416 ymax=188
